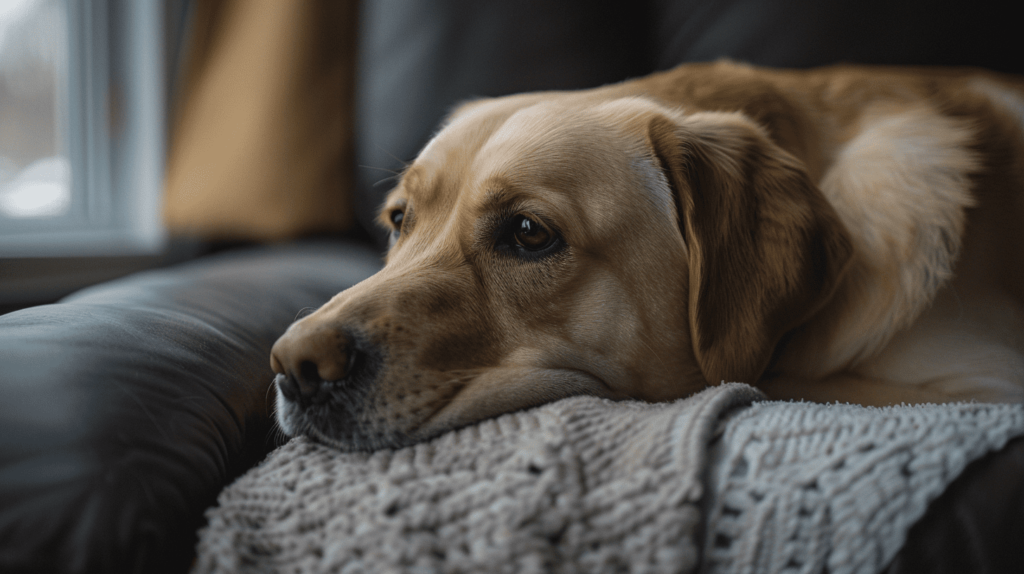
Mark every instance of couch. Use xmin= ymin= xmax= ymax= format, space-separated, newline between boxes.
xmin=2 ymin=1 xmax=1023 ymax=572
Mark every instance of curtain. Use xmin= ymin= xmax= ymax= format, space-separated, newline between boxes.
xmin=164 ymin=0 xmax=357 ymax=240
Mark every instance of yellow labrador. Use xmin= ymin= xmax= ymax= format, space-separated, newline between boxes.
xmin=271 ymin=61 xmax=1024 ymax=450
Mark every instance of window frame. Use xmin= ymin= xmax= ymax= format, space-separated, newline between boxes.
xmin=0 ymin=0 xmax=166 ymax=257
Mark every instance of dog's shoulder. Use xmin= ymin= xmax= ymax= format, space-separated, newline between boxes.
xmin=762 ymin=65 xmax=1024 ymax=381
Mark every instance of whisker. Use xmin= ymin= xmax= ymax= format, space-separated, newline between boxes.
xmin=358 ymin=164 xmax=403 ymax=176
xmin=372 ymin=173 xmax=404 ymax=188
xmin=374 ymin=145 xmax=412 ymax=169
xmin=265 ymin=385 xmax=289 ymax=447
xmin=265 ymin=377 xmax=278 ymax=404
xmin=294 ymin=307 xmax=317 ymax=321
xmin=266 ymin=422 xmax=288 ymax=448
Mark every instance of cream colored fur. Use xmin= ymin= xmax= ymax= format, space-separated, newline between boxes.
xmin=778 ymin=107 xmax=979 ymax=376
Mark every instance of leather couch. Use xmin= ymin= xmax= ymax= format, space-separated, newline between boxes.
xmin=2 ymin=1 xmax=1022 ymax=572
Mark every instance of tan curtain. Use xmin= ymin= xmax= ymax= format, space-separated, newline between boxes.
xmin=164 ymin=0 xmax=357 ymax=241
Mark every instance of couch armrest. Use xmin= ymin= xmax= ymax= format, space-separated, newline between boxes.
xmin=883 ymin=436 xmax=1024 ymax=573
xmin=0 ymin=241 xmax=380 ymax=573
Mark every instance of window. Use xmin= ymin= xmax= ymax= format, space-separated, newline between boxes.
xmin=0 ymin=0 xmax=165 ymax=256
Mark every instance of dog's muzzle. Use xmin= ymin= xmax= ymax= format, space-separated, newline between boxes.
xmin=270 ymin=320 xmax=397 ymax=448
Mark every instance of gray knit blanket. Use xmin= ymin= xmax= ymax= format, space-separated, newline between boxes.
xmin=194 ymin=383 xmax=1024 ymax=574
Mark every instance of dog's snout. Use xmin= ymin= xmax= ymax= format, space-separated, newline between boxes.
xmin=271 ymin=320 xmax=358 ymax=401
xmin=274 ymin=372 xmax=308 ymax=403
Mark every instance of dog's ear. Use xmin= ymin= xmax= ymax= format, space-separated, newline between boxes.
xmin=648 ymin=111 xmax=853 ymax=385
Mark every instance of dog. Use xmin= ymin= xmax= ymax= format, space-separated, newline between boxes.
xmin=270 ymin=61 xmax=1024 ymax=451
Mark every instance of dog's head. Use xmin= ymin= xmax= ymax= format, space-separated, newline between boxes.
xmin=271 ymin=95 xmax=852 ymax=450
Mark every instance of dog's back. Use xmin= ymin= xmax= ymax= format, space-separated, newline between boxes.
xmin=632 ymin=63 xmax=1024 ymax=404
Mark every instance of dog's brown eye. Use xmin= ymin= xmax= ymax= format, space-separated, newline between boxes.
xmin=495 ymin=213 xmax=563 ymax=258
xmin=387 ymin=209 xmax=405 ymax=248
xmin=513 ymin=215 xmax=554 ymax=250
xmin=389 ymin=209 xmax=404 ymax=228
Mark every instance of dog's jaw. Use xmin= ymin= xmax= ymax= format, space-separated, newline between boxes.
xmin=274 ymin=365 xmax=617 ymax=451
xmin=273 ymin=373 xmax=414 ymax=452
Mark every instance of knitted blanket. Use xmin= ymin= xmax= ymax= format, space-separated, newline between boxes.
xmin=194 ymin=384 xmax=1024 ymax=574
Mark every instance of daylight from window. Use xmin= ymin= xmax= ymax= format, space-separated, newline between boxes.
xmin=0 ymin=0 xmax=69 ymax=220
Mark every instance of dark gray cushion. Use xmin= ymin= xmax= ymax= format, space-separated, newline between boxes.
xmin=648 ymin=0 xmax=1024 ymax=73
xmin=0 ymin=242 xmax=381 ymax=573
xmin=354 ymin=0 xmax=1024 ymax=246
xmin=883 ymin=436 xmax=1024 ymax=573
xmin=354 ymin=0 xmax=649 ymax=244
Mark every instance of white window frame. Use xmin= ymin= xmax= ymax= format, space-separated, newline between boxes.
xmin=0 ymin=0 xmax=166 ymax=257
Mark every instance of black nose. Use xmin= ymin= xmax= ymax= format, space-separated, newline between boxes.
xmin=270 ymin=320 xmax=359 ymax=403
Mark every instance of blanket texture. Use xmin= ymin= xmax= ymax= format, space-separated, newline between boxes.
xmin=193 ymin=384 xmax=1024 ymax=574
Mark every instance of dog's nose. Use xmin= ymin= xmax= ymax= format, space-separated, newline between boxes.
xmin=270 ymin=321 xmax=355 ymax=401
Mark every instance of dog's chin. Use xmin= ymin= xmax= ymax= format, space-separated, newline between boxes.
xmin=275 ymin=367 xmax=617 ymax=452
xmin=413 ymin=366 xmax=619 ymax=436
xmin=274 ymin=385 xmax=421 ymax=452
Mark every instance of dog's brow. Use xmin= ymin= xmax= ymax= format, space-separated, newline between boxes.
xmin=401 ymin=166 xmax=425 ymax=194
xmin=480 ymin=179 xmax=515 ymax=205
xmin=477 ymin=180 xmax=541 ymax=217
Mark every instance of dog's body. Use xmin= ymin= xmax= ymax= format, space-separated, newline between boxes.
xmin=271 ymin=62 xmax=1024 ymax=451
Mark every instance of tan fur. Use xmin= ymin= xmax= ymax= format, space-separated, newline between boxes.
xmin=271 ymin=61 xmax=1024 ymax=451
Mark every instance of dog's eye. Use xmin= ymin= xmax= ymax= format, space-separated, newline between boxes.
xmin=512 ymin=214 xmax=555 ymax=251
xmin=388 ymin=209 xmax=404 ymax=247
xmin=389 ymin=209 xmax=404 ymax=229
xmin=495 ymin=213 xmax=563 ymax=258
